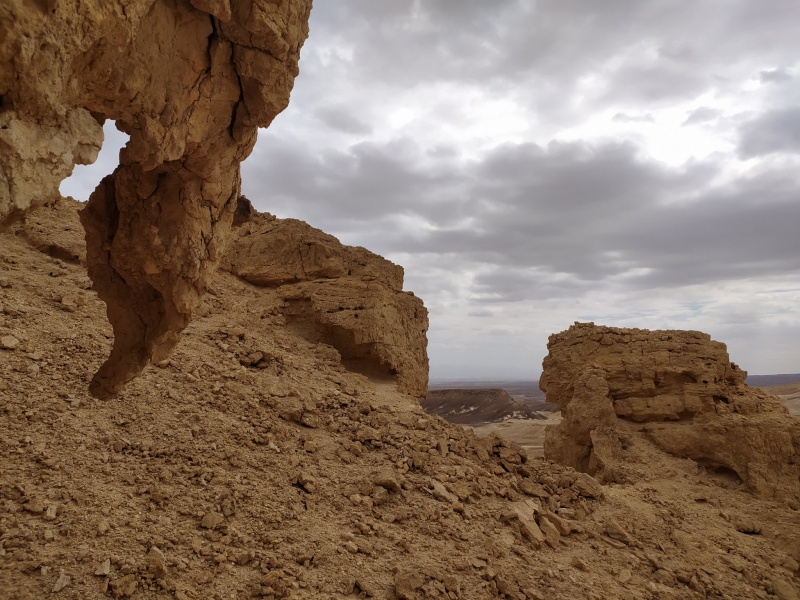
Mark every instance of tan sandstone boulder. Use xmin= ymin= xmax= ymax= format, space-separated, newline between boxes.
xmin=542 ymin=322 xmax=800 ymax=502
xmin=224 ymin=209 xmax=430 ymax=397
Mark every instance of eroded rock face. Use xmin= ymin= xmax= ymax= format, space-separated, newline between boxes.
xmin=1 ymin=0 xmax=312 ymax=396
xmin=542 ymin=323 xmax=800 ymax=501
xmin=224 ymin=210 xmax=429 ymax=397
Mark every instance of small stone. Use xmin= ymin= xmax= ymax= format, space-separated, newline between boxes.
xmin=374 ymin=468 xmax=401 ymax=492
xmin=772 ymin=576 xmax=800 ymax=600
xmin=356 ymin=426 xmax=381 ymax=443
xmin=95 ymin=559 xmax=111 ymax=577
xmin=618 ymin=568 xmax=632 ymax=584
xmin=654 ymin=568 xmax=676 ymax=586
xmin=0 ymin=335 xmax=19 ymax=350
xmin=200 ymin=512 xmax=225 ymax=530
xmin=296 ymin=471 xmax=316 ymax=493
xmin=97 ymin=519 xmax=110 ymax=535
xmin=300 ymin=412 xmax=320 ymax=428
xmin=44 ymin=505 xmax=58 ymax=520
xmin=538 ymin=515 xmax=561 ymax=549
xmin=109 ymin=574 xmax=138 ymax=598
xmin=23 ymin=498 xmax=45 ymax=514
xmin=604 ymin=518 xmax=633 ymax=545
xmin=52 ymin=572 xmax=71 ymax=593
xmin=572 ymin=473 xmax=604 ymax=499
xmin=430 ymin=481 xmax=457 ymax=503
xmin=571 ymin=557 xmax=589 ymax=571
xmin=395 ymin=571 xmax=425 ymax=600
xmin=147 ymin=546 xmax=168 ymax=579
xmin=733 ymin=516 xmax=762 ymax=534
xmin=344 ymin=541 xmax=359 ymax=554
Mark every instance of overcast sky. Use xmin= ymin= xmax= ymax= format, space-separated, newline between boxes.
xmin=62 ymin=0 xmax=800 ymax=380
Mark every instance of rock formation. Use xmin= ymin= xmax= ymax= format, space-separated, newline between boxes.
xmin=224 ymin=207 xmax=429 ymax=397
xmin=1 ymin=0 xmax=312 ymax=397
xmin=542 ymin=322 xmax=800 ymax=502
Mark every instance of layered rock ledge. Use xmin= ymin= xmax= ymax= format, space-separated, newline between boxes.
xmin=542 ymin=322 xmax=800 ymax=502
xmin=223 ymin=205 xmax=429 ymax=397
xmin=1 ymin=0 xmax=312 ymax=397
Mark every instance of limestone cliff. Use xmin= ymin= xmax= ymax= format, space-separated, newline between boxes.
xmin=542 ymin=323 xmax=800 ymax=502
xmin=224 ymin=208 xmax=429 ymax=397
xmin=0 ymin=0 xmax=312 ymax=397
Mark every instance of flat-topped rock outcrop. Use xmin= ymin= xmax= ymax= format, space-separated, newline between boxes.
xmin=542 ymin=323 xmax=800 ymax=502
xmin=1 ymin=0 xmax=312 ymax=397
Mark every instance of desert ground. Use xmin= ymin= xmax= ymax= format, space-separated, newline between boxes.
xmin=469 ymin=415 xmax=561 ymax=459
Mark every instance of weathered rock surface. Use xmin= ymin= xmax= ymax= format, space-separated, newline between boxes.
xmin=1 ymin=0 xmax=312 ymax=397
xmin=542 ymin=323 xmax=800 ymax=502
xmin=223 ymin=210 xmax=405 ymax=289
xmin=224 ymin=210 xmax=429 ymax=397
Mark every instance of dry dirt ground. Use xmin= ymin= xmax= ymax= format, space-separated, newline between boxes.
xmin=1 ymin=201 xmax=800 ymax=600
xmin=469 ymin=416 xmax=561 ymax=459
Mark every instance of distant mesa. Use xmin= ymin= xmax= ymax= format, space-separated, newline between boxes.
xmin=422 ymin=388 xmax=547 ymax=425
xmin=541 ymin=322 xmax=800 ymax=503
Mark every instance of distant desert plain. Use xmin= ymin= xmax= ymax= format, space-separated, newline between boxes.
xmin=426 ymin=374 xmax=800 ymax=457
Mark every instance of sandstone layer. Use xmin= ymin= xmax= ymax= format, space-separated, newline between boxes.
xmin=542 ymin=322 xmax=800 ymax=503
xmin=1 ymin=0 xmax=312 ymax=397
xmin=224 ymin=208 xmax=429 ymax=397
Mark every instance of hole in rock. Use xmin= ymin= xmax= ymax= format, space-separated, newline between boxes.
xmin=59 ymin=120 xmax=128 ymax=201
xmin=282 ymin=299 xmax=397 ymax=383
xmin=694 ymin=458 xmax=743 ymax=487
xmin=654 ymin=372 xmax=697 ymax=390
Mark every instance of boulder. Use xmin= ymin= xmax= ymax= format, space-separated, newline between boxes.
xmin=224 ymin=210 xmax=429 ymax=397
xmin=542 ymin=322 xmax=800 ymax=502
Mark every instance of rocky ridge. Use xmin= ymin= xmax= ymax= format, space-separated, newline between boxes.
xmin=542 ymin=322 xmax=800 ymax=504
xmin=1 ymin=0 xmax=312 ymax=398
xmin=2 ymin=201 xmax=800 ymax=600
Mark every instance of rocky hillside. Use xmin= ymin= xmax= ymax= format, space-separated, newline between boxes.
xmin=421 ymin=389 xmax=545 ymax=425
xmin=2 ymin=201 xmax=800 ymax=600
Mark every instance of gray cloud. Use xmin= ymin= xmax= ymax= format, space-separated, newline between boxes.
xmin=738 ymin=108 xmax=800 ymax=158
xmin=613 ymin=113 xmax=655 ymax=123
xmin=315 ymin=105 xmax=373 ymax=135
xmin=683 ymin=107 xmax=722 ymax=126
xmin=760 ymin=68 xmax=792 ymax=83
